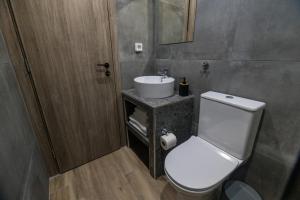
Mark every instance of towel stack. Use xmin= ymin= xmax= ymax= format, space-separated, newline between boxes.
xmin=129 ymin=107 xmax=148 ymax=137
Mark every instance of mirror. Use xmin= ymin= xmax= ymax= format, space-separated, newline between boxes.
xmin=158 ymin=0 xmax=197 ymax=44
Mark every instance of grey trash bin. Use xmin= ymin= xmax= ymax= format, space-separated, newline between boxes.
xmin=223 ymin=180 xmax=262 ymax=200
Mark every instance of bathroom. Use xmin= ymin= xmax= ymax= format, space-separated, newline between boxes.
xmin=0 ymin=0 xmax=299 ymax=199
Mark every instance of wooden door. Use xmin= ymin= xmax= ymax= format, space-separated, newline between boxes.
xmin=10 ymin=0 xmax=121 ymax=172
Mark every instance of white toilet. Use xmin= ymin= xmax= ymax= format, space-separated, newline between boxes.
xmin=164 ymin=91 xmax=266 ymax=199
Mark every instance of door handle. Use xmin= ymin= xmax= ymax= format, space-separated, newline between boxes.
xmin=96 ymin=63 xmax=110 ymax=77
xmin=97 ymin=63 xmax=109 ymax=69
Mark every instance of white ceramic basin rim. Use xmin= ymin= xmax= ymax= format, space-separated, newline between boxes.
xmin=134 ymin=76 xmax=174 ymax=84
xmin=134 ymin=76 xmax=175 ymax=98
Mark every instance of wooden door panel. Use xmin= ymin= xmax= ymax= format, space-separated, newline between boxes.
xmin=10 ymin=0 xmax=121 ymax=171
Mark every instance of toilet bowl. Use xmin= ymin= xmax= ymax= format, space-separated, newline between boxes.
xmin=165 ymin=136 xmax=243 ymax=194
xmin=164 ymin=136 xmax=243 ymax=198
xmin=164 ymin=91 xmax=266 ymax=199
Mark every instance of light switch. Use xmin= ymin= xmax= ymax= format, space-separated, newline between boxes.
xmin=135 ymin=43 xmax=143 ymax=53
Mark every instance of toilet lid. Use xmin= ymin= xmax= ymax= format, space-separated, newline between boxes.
xmin=165 ymin=136 xmax=240 ymax=191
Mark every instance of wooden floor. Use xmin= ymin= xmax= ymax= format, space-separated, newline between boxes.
xmin=50 ymin=147 xmax=177 ymax=200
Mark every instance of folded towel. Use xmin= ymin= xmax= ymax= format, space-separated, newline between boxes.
xmin=131 ymin=107 xmax=148 ymax=126
xmin=129 ymin=120 xmax=147 ymax=137
xmin=131 ymin=114 xmax=148 ymax=127
xmin=129 ymin=117 xmax=147 ymax=133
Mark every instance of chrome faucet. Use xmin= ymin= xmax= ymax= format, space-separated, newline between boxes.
xmin=158 ymin=69 xmax=169 ymax=82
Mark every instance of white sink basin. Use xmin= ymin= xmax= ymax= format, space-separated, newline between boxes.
xmin=134 ymin=76 xmax=175 ymax=98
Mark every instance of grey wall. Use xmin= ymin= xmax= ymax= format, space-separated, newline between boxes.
xmin=282 ymin=154 xmax=300 ymax=199
xmin=117 ymin=0 xmax=155 ymax=89
xmin=0 ymin=31 xmax=48 ymax=200
xmin=154 ymin=0 xmax=300 ymax=199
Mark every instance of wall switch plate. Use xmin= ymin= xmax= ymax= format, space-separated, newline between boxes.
xmin=135 ymin=43 xmax=143 ymax=53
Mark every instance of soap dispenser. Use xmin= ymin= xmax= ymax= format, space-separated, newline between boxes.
xmin=179 ymin=77 xmax=189 ymax=96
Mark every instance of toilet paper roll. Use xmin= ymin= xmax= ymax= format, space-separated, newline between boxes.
xmin=160 ymin=133 xmax=177 ymax=150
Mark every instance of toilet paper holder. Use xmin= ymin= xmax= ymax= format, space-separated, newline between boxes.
xmin=160 ymin=128 xmax=177 ymax=151
xmin=161 ymin=128 xmax=172 ymax=135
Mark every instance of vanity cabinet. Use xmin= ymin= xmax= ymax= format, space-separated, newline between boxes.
xmin=122 ymin=89 xmax=194 ymax=178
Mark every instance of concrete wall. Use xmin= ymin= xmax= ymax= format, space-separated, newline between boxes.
xmin=116 ymin=0 xmax=155 ymax=89
xmin=0 ymin=31 xmax=48 ymax=200
xmin=154 ymin=0 xmax=300 ymax=199
xmin=116 ymin=0 xmax=299 ymax=198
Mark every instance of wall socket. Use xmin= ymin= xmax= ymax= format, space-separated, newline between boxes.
xmin=135 ymin=43 xmax=143 ymax=53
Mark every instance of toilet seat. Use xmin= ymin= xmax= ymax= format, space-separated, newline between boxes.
xmin=164 ymin=136 xmax=241 ymax=193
